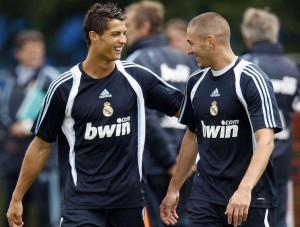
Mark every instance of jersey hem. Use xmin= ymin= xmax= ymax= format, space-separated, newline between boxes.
xmin=62 ymin=202 xmax=148 ymax=210
xmin=190 ymin=195 xmax=276 ymax=208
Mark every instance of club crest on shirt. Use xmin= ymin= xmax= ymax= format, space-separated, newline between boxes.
xmin=210 ymin=101 xmax=218 ymax=116
xmin=103 ymin=102 xmax=113 ymax=117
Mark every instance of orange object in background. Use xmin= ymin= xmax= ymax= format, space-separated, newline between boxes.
xmin=144 ymin=207 xmax=151 ymax=227
xmin=292 ymin=113 xmax=300 ymax=227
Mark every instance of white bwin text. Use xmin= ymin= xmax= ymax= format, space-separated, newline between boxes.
xmin=201 ymin=120 xmax=239 ymax=138
xmin=160 ymin=64 xmax=190 ymax=83
xmin=84 ymin=117 xmax=131 ymax=140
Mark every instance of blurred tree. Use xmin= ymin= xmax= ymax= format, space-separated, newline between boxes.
xmin=0 ymin=0 xmax=299 ymax=66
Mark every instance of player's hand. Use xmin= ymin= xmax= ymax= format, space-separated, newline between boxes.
xmin=160 ymin=191 xmax=179 ymax=225
xmin=225 ymin=186 xmax=251 ymax=226
xmin=9 ymin=121 xmax=30 ymax=138
xmin=7 ymin=199 xmax=24 ymax=227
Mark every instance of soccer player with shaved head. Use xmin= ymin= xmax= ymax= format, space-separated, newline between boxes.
xmin=160 ymin=12 xmax=282 ymax=227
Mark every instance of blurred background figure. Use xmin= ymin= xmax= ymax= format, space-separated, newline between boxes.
xmin=125 ymin=1 xmax=198 ymax=227
xmin=241 ymin=7 xmax=300 ymax=227
xmin=0 ymin=30 xmax=60 ymax=227
xmin=165 ymin=17 xmax=198 ymax=67
xmin=165 ymin=18 xmax=188 ymax=53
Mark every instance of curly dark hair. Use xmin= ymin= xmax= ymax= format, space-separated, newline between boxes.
xmin=83 ymin=2 xmax=126 ymax=47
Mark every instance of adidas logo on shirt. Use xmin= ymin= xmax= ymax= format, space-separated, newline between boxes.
xmin=99 ymin=89 xmax=112 ymax=98
xmin=210 ymin=88 xmax=220 ymax=97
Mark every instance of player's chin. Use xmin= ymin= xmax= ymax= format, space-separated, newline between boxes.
xmin=113 ymin=54 xmax=121 ymax=61
xmin=113 ymin=50 xmax=123 ymax=59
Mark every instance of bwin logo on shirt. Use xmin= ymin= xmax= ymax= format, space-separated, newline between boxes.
xmin=201 ymin=120 xmax=239 ymax=138
xmin=84 ymin=116 xmax=131 ymax=140
xmin=99 ymin=89 xmax=112 ymax=98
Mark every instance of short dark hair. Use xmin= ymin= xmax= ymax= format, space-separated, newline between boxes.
xmin=13 ymin=30 xmax=44 ymax=51
xmin=188 ymin=12 xmax=231 ymax=43
xmin=83 ymin=2 xmax=126 ymax=47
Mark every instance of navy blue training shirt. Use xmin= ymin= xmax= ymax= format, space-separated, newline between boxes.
xmin=179 ymin=58 xmax=282 ymax=208
xmin=32 ymin=60 xmax=183 ymax=210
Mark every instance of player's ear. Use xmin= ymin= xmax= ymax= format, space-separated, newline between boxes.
xmin=89 ymin=31 xmax=99 ymax=43
xmin=207 ymin=35 xmax=216 ymax=50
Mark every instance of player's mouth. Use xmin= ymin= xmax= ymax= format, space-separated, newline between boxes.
xmin=115 ymin=47 xmax=123 ymax=53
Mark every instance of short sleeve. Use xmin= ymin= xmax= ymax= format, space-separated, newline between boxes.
xmin=242 ymin=64 xmax=282 ymax=133
xmin=31 ymin=78 xmax=70 ymax=143
xmin=122 ymin=62 xmax=183 ymax=116
xmin=138 ymin=68 xmax=183 ymax=116
xmin=178 ymin=78 xmax=196 ymax=133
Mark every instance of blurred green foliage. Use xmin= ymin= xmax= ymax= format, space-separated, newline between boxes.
xmin=0 ymin=0 xmax=299 ymax=66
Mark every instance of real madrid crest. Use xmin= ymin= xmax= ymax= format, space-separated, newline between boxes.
xmin=103 ymin=102 xmax=113 ymax=117
xmin=210 ymin=101 xmax=218 ymax=116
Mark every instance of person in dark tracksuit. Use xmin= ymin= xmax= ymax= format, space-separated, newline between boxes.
xmin=0 ymin=30 xmax=60 ymax=227
xmin=125 ymin=1 xmax=198 ymax=227
xmin=241 ymin=8 xmax=300 ymax=227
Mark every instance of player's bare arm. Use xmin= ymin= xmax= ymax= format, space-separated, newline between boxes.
xmin=7 ymin=137 xmax=52 ymax=227
xmin=225 ymin=128 xmax=274 ymax=226
xmin=160 ymin=128 xmax=198 ymax=225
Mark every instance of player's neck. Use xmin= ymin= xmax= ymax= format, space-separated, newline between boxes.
xmin=210 ymin=50 xmax=237 ymax=71
xmin=82 ymin=58 xmax=115 ymax=79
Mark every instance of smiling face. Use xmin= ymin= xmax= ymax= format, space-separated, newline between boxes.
xmin=90 ymin=19 xmax=127 ymax=62
xmin=186 ymin=26 xmax=211 ymax=68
